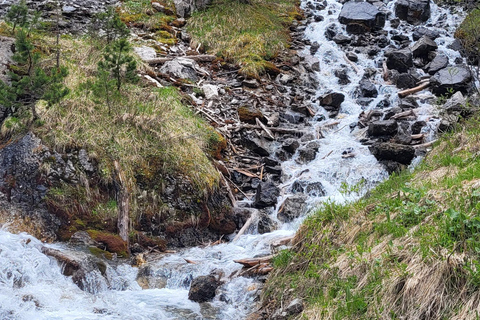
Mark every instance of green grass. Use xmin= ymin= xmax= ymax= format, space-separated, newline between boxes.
xmin=262 ymin=113 xmax=480 ymax=319
xmin=188 ymin=0 xmax=301 ymax=77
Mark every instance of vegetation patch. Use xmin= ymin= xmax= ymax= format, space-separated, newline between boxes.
xmin=455 ymin=7 xmax=480 ymax=64
xmin=263 ymin=114 xmax=480 ymax=319
xmin=187 ymin=0 xmax=301 ymax=77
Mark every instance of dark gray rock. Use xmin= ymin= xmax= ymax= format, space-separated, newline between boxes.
xmin=411 ymin=120 xmax=426 ymax=134
xmin=359 ymin=80 xmax=378 ymax=98
xmin=285 ymin=299 xmax=304 ymax=316
xmin=297 ymin=141 xmax=320 ymax=164
xmin=277 ymin=195 xmax=307 ymax=222
xmin=427 ymin=54 xmax=449 ymax=75
xmin=257 ymin=211 xmax=277 ymax=234
xmin=412 ymin=27 xmax=440 ymax=41
xmin=369 ymin=143 xmax=415 ymax=165
xmin=319 ymin=92 xmax=345 ymax=112
xmin=338 ymin=1 xmax=386 ymax=33
xmin=254 ymin=181 xmax=279 ymax=208
xmin=368 ymin=120 xmax=398 ymax=136
xmin=411 ymin=36 xmax=437 ymax=59
xmin=188 ymin=275 xmax=220 ymax=302
xmin=291 ymin=180 xmax=325 ymax=197
xmin=430 ymin=65 xmax=472 ymax=95
xmin=396 ymin=73 xmax=417 ymax=89
xmin=395 ymin=0 xmax=431 ymax=25
xmin=282 ymin=138 xmax=300 ymax=154
xmin=334 ymin=69 xmax=350 ymax=85
xmin=386 ymin=48 xmax=413 ymax=73
xmin=242 ymin=134 xmax=271 ymax=157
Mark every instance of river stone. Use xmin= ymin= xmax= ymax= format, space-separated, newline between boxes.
xmin=257 ymin=211 xmax=277 ymax=234
xmin=395 ymin=0 xmax=431 ymax=25
xmin=158 ymin=58 xmax=198 ymax=81
xmin=277 ymin=195 xmax=307 ymax=222
xmin=430 ymin=65 xmax=472 ymax=95
xmin=359 ymin=79 xmax=378 ymax=98
xmin=427 ymin=54 xmax=448 ymax=75
xmin=368 ymin=120 xmax=398 ymax=136
xmin=443 ymin=91 xmax=467 ymax=114
xmin=369 ymin=142 xmax=415 ymax=165
xmin=338 ymin=1 xmax=386 ymax=34
xmin=291 ymin=180 xmax=325 ymax=197
xmin=282 ymin=138 xmax=300 ymax=154
xmin=413 ymin=26 xmax=440 ymax=41
xmin=411 ymin=36 xmax=437 ymax=59
xmin=319 ymin=92 xmax=345 ymax=109
xmin=286 ymin=298 xmax=304 ymax=316
xmin=242 ymin=134 xmax=270 ymax=157
xmin=396 ymin=73 xmax=417 ymax=89
xmin=411 ymin=120 xmax=426 ymax=134
xmin=386 ymin=48 xmax=413 ymax=73
xmin=254 ymin=181 xmax=280 ymax=208
xmin=188 ymin=275 xmax=220 ymax=302
xmin=297 ymin=141 xmax=320 ymax=164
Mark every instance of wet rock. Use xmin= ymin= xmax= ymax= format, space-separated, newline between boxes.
xmin=282 ymin=138 xmax=300 ymax=153
xmin=396 ymin=73 xmax=417 ymax=89
xmin=338 ymin=1 xmax=385 ymax=33
xmin=238 ymin=106 xmax=264 ymax=124
xmin=384 ymin=107 xmax=403 ymax=120
xmin=413 ymin=27 xmax=440 ymax=41
xmin=241 ymin=134 xmax=270 ymax=157
xmin=438 ymin=114 xmax=458 ymax=132
xmin=334 ymin=69 xmax=350 ymax=85
xmin=369 ymin=142 xmax=415 ymax=165
xmin=310 ymin=41 xmax=320 ymax=55
xmin=254 ymin=181 xmax=280 ymax=208
xmin=386 ymin=48 xmax=413 ymax=73
xmin=359 ymin=80 xmax=378 ymax=98
xmin=319 ymin=92 xmax=345 ymax=117
xmin=233 ymin=207 xmax=255 ymax=229
xmin=257 ymin=211 xmax=277 ymax=234
xmin=188 ymin=275 xmax=220 ymax=302
xmin=390 ymin=18 xmax=401 ymax=28
xmin=325 ymin=23 xmax=339 ymax=41
xmin=380 ymin=160 xmax=406 ymax=174
xmin=443 ymin=91 xmax=467 ymax=115
xmin=297 ymin=141 xmax=320 ymax=164
xmin=277 ymin=74 xmax=294 ymax=85
xmin=399 ymin=96 xmax=419 ymax=109
xmin=411 ymin=36 xmax=437 ymax=59
xmin=333 ymin=33 xmax=351 ymax=44
xmin=291 ymin=180 xmax=326 ymax=197
xmin=368 ymin=120 xmax=398 ymax=136
xmin=430 ymin=65 xmax=472 ymax=95
xmin=411 ymin=120 xmax=426 ymax=134
xmin=277 ymin=195 xmax=307 ymax=222
xmin=395 ymin=0 xmax=431 ymax=25
xmin=346 ymin=52 xmax=358 ymax=62
xmin=70 ymin=231 xmax=98 ymax=246
xmin=427 ymin=54 xmax=448 ymax=75
xmin=303 ymin=55 xmax=320 ymax=72
xmin=158 ymin=58 xmax=198 ymax=81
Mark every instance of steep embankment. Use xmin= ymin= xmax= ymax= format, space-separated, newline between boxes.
xmin=262 ymin=6 xmax=480 ymax=320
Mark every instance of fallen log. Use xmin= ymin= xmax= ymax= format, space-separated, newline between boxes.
xmin=146 ymin=55 xmax=216 ymax=64
xmin=411 ymin=133 xmax=425 ymax=140
xmin=234 ymin=255 xmax=274 ymax=267
xmin=271 ymin=236 xmax=294 ymax=248
xmin=398 ymin=82 xmax=430 ymax=98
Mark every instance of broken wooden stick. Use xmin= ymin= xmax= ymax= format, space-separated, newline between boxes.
xmin=234 ymin=255 xmax=273 ymax=267
xmin=233 ymin=124 xmax=306 ymax=135
xmin=343 ymin=53 xmax=360 ymax=74
xmin=414 ymin=140 xmax=437 ymax=149
xmin=398 ymin=82 xmax=430 ymax=98
xmin=271 ymin=236 xmax=294 ymax=248
xmin=391 ymin=109 xmax=416 ymax=120
xmin=256 ymin=118 xmax=275 ymax=140
xmin=146 ymin=55 xmax=216 ymax=64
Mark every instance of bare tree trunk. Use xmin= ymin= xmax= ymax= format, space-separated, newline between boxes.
xmin=113 ymin=160 xmax=130 ymax=244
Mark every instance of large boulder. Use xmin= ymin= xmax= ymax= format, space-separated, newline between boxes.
xmin=430 ymin=65 xmax=472 ymax=95
xmin=386 ymin=49 xmax=413 ymax=73
xmin=338 ymin=1 xmax=386 ymax=34
xmin=188 ymin=275 xmax=221 ymax=302
xmin=369 ymin=143 xmax=415 ymax=165
xmin=254 ymin=181 xmax=280 ymax=208
xmin=174 ymin=0 xmax=212 ymax=18
xmin=411 ymin=36 xmax=437 ymax=59
xmin=158 ymin=58 xmax=199 ymax=81
xmin=395 ymin=0 xmax=431 ymax=25
xmin=277 ymin=195 xmax=307 ymax=222
xmin=368 ymin=120 xmax=398 ymax=136
xmin=427 ymin=54 xmax=449 ymax=75
xmin=319 ymin=92 xmax=345 ymax=117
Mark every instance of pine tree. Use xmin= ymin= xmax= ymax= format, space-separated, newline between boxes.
xmin=98 ymin=38 xmax=138 ymax=92
xmin=5 ymin=0 xmax=28 ymax=33
xmin=92 ymin=7 xmax=130 ymax=43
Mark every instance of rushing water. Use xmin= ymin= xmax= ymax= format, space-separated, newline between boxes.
xmin=0 ymin=1 xmax=467 ymax=319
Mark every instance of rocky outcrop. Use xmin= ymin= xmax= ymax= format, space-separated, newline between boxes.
xmin=188 ymin=274 xmax=222 ymax=302
xmin=395 ymin=0 xmax=431 ymax=25
xmin=338 ymin=1 xmax=386 ymax=34
xmin=173 ymin=0 xmax=212 ymax=18
xmin=369 ymin=143 xmax=415 ymax=165
xmin=158 ymin=58 xmax=200 ymax=81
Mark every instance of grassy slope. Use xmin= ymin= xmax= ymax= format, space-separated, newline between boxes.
xmin=263 ymin=113 xmax=480 ymax=319
xmin=187 ymin=0 xmax=301 ymax=76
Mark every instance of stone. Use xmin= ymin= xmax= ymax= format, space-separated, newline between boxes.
xmin=411 ymin=120 xmax=426 ymax=134
xmin=277 ymin=74 xmax=294 ymax=85
xmin=243 ymin=79 xmax=259 ymax=88
xmin=396 ymin=73 xmax=417 ymax=89
xmin=368 ymin=120 xmax=398 ymax=136
xmin=134 ymin=46 xmax=157 ymax=61
xmin=399 ymin=96 xmax=419 ymax=109
xmin=158 ymin=58 xmax=198 ymax=81
xmin=319 ymin=92 xmax=345 ymax=112
xmin=188 ymin=275 xmax=220 ymax=302
xmin=291 ymin=181 xmax=325 ymax=197
xmin=334 ymin=69 xmax=350 ymax=85
xmin=238 ymin=106 xmax=264 ymax=124
xmin=386 ymin=48 xmax=413 ymax=73
xmin=254 ymin=181 xmax=280 ymax=208
xmin=0 ymin=36 xmax=14 ymax=84
xmin=411 ymin=36 xmax=437 ymax=59
xmin=443 ymin=91 xmax=467 ymax=114
xmin=303 ymin=55 xmax=321 ymax=72
xmin=78 ymin=149 xmax=94 ymax=173
xmin=277 ymin=195 xmax=307 ymax=222
xmin=285 ymin=299 xmax=304 ymax=316
xmin=174 ymin=0 xmax=212 ymax=18
xmin=427 ymin=54 xmax=449 ymax=75
xmin=338 ymin=1 xmax=386 ymax=34
xmin=202 ymin=84 xmax=219 ymax=99
xmin=282 ymin=138 xmax=300 ymax=154
xmin=430 ymin=65 xmax=472 ymax=95
xmin=297 ymin=141 xmax=320 ymax=164
xmin=346 ymin=52 xmax=358 ymax=62
xmin=359 ymin=80 xmax=378 ymax=98
xmin=257 ymin=211 xmax=277 ymax=234
xmin=242 ymin=134 xmax=270 ymax=157
xmin=70 ymin=231 xmax=98 ymax=246
xmin=412 ymin=27 xmax=440 ymax=41
xmin=395 ymin=0 xmax=431 ymax=25
xmin=369 ymin=142 xmax=415 ymax=165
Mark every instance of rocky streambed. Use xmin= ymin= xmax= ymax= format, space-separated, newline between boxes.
xmin=0 ymin=0 xmax=478 ymax=319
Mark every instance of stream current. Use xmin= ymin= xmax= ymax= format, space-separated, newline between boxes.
xmin=0 ymin=1 xmax=466 ymax=319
